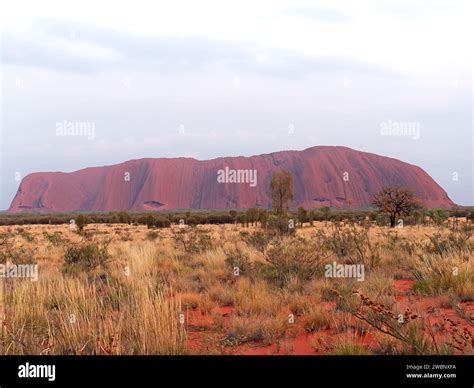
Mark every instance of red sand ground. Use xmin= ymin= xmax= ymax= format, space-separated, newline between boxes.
xmin=184 ymin=280 xmax=473 ymax=355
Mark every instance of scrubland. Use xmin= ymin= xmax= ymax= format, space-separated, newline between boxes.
xmin=0 ymin=220 xmax=472 ymax=355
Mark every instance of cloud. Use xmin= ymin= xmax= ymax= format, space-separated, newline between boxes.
xmin=284 ymin=6 xmax=352 ymax=23
xmin=378 ymin=0 xmax=453 ymax=19
xmin=1 ymin=19 xmax=399 ymax=79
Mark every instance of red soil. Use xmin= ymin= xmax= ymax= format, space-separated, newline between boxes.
xmin=184 ymin=279 xmax=472 ymax=355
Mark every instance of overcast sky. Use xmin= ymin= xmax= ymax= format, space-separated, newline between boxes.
xmin=0 ymin=0 xmax=472 ymax=209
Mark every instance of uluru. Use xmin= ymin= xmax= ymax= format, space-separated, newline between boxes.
xmin=8 ymin=146 xmax=454 ymax=212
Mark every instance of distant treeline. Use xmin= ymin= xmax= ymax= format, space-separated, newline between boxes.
xmin=0 ymin=207 xmax=472 ymax=227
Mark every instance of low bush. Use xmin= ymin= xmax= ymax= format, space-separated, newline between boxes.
xmin=63 ymin=242 xmax=110 ymax=274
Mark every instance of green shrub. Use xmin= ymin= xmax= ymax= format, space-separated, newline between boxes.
xmin=43 ymin=231 xmax=65 ymax=246
xmin=172 ymin=228 xmax=213 ymax=253
xmin=63 ymin=242 xmax=110 ymax=274
xmin=224 ymin=248 xmax=252 ymax=274
xmin=265 ymin=214 xmax=295 ymax=236
xmin=75 ymin=214 xmax=88 ymax=232
xmin=116 ymin=211 xmax=131 ymax=224
xmin=154 ymin=216 xmax=171 ymax=228
xmin=318 ymin=225 xmax=381 ymax=268
xmin=260 ymin=236 xmax=327 ymax=286
xmin=468 ymin=210 xmax=474 ymax=223
xmin=240 ymin=230 xmax=272 ymax=253
xmin=425 ymin=225 xmax=472 ymax=256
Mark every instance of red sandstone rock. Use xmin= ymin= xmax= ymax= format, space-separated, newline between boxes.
xmin=8 ymin=146 xmax=454 ymax=212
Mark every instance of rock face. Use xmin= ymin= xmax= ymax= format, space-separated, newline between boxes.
xmin=8 ymin=146 xmax=454 ymax=212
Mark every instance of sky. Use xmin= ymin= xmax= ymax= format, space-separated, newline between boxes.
xmin=0 ymin=0 xmax=472 ymax=209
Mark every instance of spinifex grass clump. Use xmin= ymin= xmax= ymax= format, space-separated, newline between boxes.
xmin=63 ymin=242 xmax=110 ymax=274
xmin=317 ymin=224 xmax=382 ymax=269
xmin=172 ymin=227 xmax=213 ymax=253
xmin=259 ymin=236 xmax=329 ymax=287
xmin=224 ymin=247 xmax=252 ymax=275
xmin=240 ymin=230 xmax=272 ymax=253
xmin=425 ymin=224 xmax=473 ymax=257
xmin=410 ymin=253 xmax=474 ymax=299
xmin=408 ymin=226 xmax=473 ymax=299
xmin=43 ymin=231 xmax=67 ymax=247
xmin=0 ymin=236 xmax=35 ymax=265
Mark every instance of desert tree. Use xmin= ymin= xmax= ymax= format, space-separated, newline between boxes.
xmin=297 ymin=206 xmax=307 ymax=227
xmin=145 ymin=215 xmax=155 ymax=229
xmin=432 ymin=209 xmax=448 ymax=226
xmin=246 ymin=208 xmax=259 ymax=227
xmin=75 ymin=214 xmax=88 ymax=232
xmin=372 ymin=187 xmax=420 ymax=227
xmin=468 ymin=210 xmax=474 ymax=223
xmin=236 ymin=213 xmax=247 ymax=227
xmin=117 ymin=211 xmax=131 ymax=224
xmin=268 ymin=170 xmax=294 ymax=233
xmin=320 ymin=206 xmax=331 ymax=225
xmin=229 ymin=210 xmax=237 ymax=224
xmin=412 ymin=210 xmax=423 ymax=226
xmin=258 ymin=208 xmax=269 ymax=228
xmin=269 ymin=170 xmax=294 ymax=216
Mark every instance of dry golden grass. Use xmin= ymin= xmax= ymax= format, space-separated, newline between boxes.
xmin=0 ymin=221 xmax=472 ymax=355
xmin=234 ymin=278 xmax=283 ymax=317
xmin=3 ymin=275 xmax=186 ymax=354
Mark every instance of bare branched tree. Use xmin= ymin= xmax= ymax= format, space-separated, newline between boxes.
xmin=373 ymin=187 xmax=421 ymax=227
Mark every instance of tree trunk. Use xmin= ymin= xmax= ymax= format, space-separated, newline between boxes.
xmin=390 ymin=214 xmax=396 ymax=228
